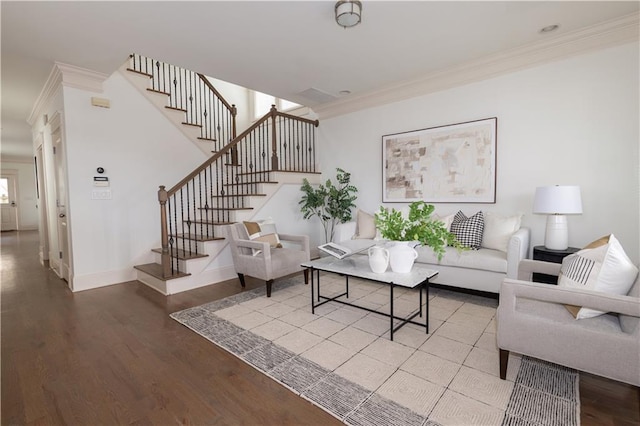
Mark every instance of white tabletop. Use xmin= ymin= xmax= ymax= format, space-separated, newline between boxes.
xmin=302 ymin=255 xmax=438 ymax=288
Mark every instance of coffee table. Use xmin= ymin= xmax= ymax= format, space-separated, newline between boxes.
xmin=302 ymin=256 xmax=438 ymax=341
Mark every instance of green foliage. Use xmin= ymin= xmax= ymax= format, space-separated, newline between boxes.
xmin=374 ymin=201 xmax=466 ymax=261
xmin=299 ymin=168 xmax=358 ymax=243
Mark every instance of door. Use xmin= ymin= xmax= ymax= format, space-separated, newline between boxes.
xmin=0 ymin=172 xmax=18 ymax=231
xmin=52 ymin=127 xmax=70 ymax=281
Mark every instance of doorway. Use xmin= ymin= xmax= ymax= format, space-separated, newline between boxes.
xmin=0 ymin=171 xmax=19 ymax=231
xmin=51 ymin=125 xmax=70 ymax=281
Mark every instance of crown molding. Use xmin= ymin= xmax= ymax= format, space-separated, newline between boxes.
xmin=314 ymin=12 xmax=639 ymax=120
xmin=27 ymin=62 xmax=109 ymax=126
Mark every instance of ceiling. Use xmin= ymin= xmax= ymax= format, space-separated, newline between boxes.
xmin=2 ymin=1 xmax=639 ymax=160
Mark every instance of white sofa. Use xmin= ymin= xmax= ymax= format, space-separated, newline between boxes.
xmin=333 ymin=221 xmax=530 ymax=294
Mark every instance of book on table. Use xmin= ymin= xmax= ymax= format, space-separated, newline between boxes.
xmin=318 ymin=240 xmax=375 ymax=259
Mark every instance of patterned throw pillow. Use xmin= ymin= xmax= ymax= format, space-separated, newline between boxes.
xmin=243 ymin=219 xmax=282 ymax=256
xmin=450 ymin=211 xmax=484 ymax=250
xmin=559 ymin=234 xmax=639 ymax=319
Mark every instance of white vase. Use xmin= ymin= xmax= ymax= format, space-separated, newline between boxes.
xmin=368 ymin=246 xmax=389 ymax=274
xmin=389 ymin=242 xmax=418 ymax=273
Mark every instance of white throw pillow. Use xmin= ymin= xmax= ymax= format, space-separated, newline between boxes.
xmin=558 ymin=234 xmax=639 ymax=319
xmin=353 ymin=209 xmax=377 ymax=239
xmin=481 ymin=212 xmax=522 ymax=252
xmin=434 ymin=213 xmax=455 ymax=231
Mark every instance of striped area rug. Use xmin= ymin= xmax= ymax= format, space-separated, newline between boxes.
xmin=171 ymin=278 xmax=579 ymax=426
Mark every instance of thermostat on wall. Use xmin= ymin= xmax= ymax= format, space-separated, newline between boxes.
xmin=94 ymin=176 xmax=109 ymax=187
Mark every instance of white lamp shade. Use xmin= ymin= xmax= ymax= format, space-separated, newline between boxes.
xmin=533 ymin=185 xmax=583 ymax=215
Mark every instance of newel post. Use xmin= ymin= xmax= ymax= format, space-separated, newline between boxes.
xmin=270 ymin=104 xmax=279 ymax=171
xmin=158 ymin=185 xmax=171 ymax=278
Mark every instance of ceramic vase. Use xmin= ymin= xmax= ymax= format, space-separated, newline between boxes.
xmin=368 ymin=246 xmax=389 ymax=274
xmin=389 ymin=242 xmax=418 ymax=273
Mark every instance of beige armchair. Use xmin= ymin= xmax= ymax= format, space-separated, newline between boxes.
xmin=226 ymin=223 xmax=310 ymax=297
xmin=497 ymin=259 xmax=640 ymax=386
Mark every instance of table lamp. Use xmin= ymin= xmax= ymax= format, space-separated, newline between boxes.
xmin=533 ymin=185 xmax=582 ymax=250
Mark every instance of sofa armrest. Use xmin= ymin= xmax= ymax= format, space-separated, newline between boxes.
xmin=506 ymin=227 xmax=530 ymax=279
xmin=333 ymin=221 xmax=357 ymax=243
xmin=500 ymin=278 xmax=640 ymax=318
xmin=517 ymin=259 xmax=562 ymax=281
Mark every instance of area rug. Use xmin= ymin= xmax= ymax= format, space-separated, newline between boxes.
xmin=171 ymin=276 xmax=579 ymax=426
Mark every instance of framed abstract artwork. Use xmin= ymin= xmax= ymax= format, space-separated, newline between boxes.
xmin=382 ymin=117 xmax=497 ymax=203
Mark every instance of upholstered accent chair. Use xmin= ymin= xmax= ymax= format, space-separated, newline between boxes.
xmin=497 ymin=259 xmax=640 ymax=386
xmin=226 ymin=223 xmax=310 ymax=297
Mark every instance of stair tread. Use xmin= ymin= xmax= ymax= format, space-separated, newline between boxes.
xmin=151 ymin=248 xmax=209 ymax=260
xmin=134 ymin=263 xmax=190 ymax=281
xmin=190 ymin=220 xmax=234 ymax=225
xmin=174 ymin=233 xmax=226 ymax=242
xmin=166 ymin=106 xmax=187 ymax=112
xmin=197 ymin=137 xmax=217 ymax=142
xmin=198 ymin=207 xmax=253 ymax=211
xmin=126 ymin=68 xmax=152 ymax=78
xmin=146 ymin=88 xmax=170 ymax=96
xmin=182 ymin=122 xmax=202 ymax=128
xmin=224 ymin=181 xmax=277 ymax=186
xmin=211 ymin=194 xmax=266 ymax=198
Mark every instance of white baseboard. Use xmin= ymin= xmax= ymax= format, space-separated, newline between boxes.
xmin=71 ymin=268 xmax=137 ymax=292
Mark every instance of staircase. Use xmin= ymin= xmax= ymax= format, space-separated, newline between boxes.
xmin=125 ymin=54 xmax=321 ymax=295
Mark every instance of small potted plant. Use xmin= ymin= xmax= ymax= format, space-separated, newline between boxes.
xmin=375 ymin=201 xmax=464 ymax=266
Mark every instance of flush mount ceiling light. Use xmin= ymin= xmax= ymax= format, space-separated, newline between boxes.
xmin=335 ymin=0 xmax=362 ymax=28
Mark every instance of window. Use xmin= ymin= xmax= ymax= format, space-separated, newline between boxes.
xmin=252 ymin=91 xmax=301 ymax=120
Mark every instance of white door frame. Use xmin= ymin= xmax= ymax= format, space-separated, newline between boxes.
xmin=49 ymin=112 xmax=72 ymax=284
xmin=36 ymin=142 xmax=50 ymax=265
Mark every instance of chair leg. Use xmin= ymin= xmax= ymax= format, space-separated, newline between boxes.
xmin=499 ymin=349 xmax=509 ymax=380
xmin=303 ymin=268 xmax=309 ymax=284
xmin=238 ymin=273 xmax=246 ymax=288
xmin=266 ymin=279 xmax=274 ymax=297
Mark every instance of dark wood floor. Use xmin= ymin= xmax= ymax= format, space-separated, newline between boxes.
xmin=2 ymin=231 xmax=638 ymax=425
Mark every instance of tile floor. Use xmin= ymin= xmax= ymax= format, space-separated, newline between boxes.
xmin=215 ymin=273 xmax=523 ymax=426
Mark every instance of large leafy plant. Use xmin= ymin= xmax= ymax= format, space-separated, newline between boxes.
xmin=299 ymin=168 xmax=358 ymax=243
xmin=374 ymin=201 xmax=465 ymax=260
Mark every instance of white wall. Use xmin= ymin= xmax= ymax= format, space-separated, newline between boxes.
xmin=317 ymin=42 xmax=640 ymax=263
xmin=0 ymin=160 xmax=39 ymax=230
xmin=206 ymin=77 xmax=251 ymax=131
xmin=61 ymin=72 xmax=208 ymax=290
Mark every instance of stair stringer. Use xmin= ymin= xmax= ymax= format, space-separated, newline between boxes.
xmin=136 ymin=171 xmax=323 ymax=295
xmin=118 ymin=63 xmax=213 ymax=156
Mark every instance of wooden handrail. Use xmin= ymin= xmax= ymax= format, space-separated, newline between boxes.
xmin=197 ymin=73 xmax=236 ymax=113
xmin=167 ymin=110 xmax=273 ymax=196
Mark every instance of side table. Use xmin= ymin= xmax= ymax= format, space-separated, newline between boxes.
xmin=532 ymin=245 xmax=580 ymax=284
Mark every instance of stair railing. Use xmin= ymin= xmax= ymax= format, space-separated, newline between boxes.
xmin=129 ymin=53 xmax=237 ymax=150
xmin=157 ymin=106 xmax=319 ymax=278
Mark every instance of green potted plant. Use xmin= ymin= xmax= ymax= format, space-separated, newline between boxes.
xmin=299 ymin=168 xmax=358 ymax=243
xmin=374 ymin=201 xmax=464 ymax=261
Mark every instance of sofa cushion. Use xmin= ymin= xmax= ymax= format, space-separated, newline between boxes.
xmin=353 ymin=209 xmax=377 ymax=239
xmin=416 ymin=246 xmax=507 ymax=274
xmin=450 ymin=211 xmax=484 ymax=250
xmin=559 ymin=234 xmax=639 ymax=319
xmin=482 ymin=212 xmax=522 ymax=253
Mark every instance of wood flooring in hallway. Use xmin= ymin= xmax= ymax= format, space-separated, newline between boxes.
xmin=1 ymin=230 xmax=638 ymax=425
